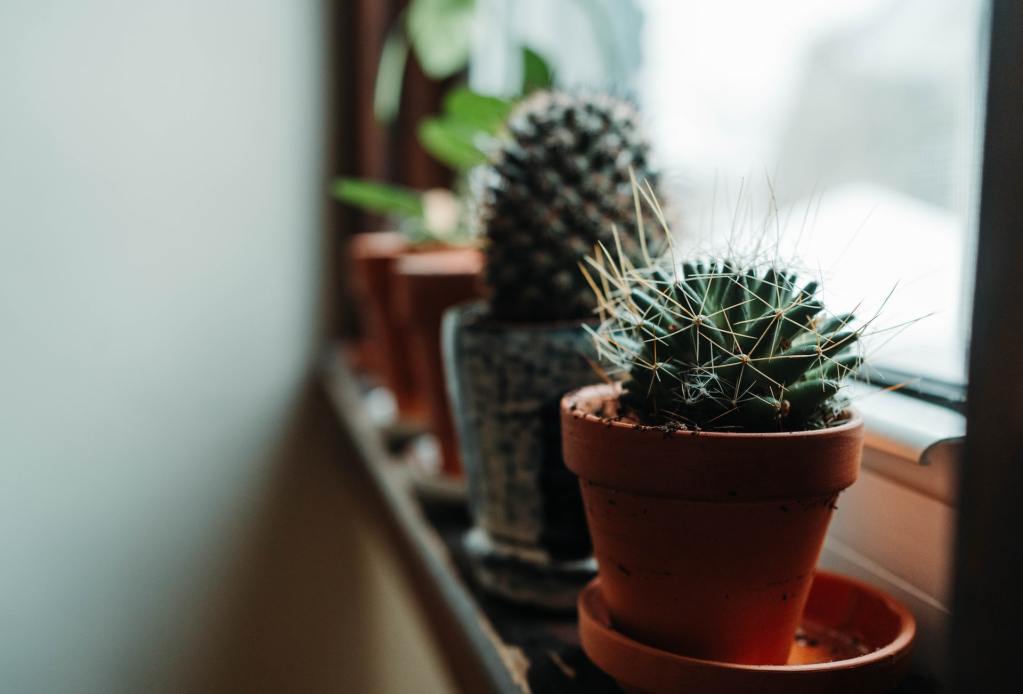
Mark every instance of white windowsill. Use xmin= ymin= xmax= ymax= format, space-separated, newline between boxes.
xmin=850 ymin=382 xmax=964 ymax=506
xmin=825 ymin=383 xmax=963 ymax=685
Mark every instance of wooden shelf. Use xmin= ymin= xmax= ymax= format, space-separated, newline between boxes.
xmin=324 ymin=348 xmax=618 ymax=693
xmin=323 ymin=347 xmax=935 ymax=694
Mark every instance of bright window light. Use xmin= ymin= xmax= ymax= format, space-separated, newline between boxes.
xmin=637 ymin=0 xmax=986 ymax=384
xmin=470 ymin=0 xmax=986 ymax=385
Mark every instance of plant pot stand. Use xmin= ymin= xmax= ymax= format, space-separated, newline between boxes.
xmin=463 ymin=526 xmax=596 ymax=611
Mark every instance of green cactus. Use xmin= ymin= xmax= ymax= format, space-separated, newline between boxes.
xmin=584 ymin=238 xmax=863 ymax=431
xmin=480 ymin=90 xmax=660 ymax=322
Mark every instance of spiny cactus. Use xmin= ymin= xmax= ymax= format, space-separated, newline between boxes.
xmin=480 ymin=90 xmax=660 ymax=322
xmin=584 ymin=243 xmax=863 ymax=432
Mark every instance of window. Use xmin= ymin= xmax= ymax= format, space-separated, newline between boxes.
xmin=471 ymin=0 xmax=987 ymax=386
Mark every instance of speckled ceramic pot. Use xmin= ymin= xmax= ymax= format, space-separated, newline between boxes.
xmin=443 ymin=301 xmax=598 ymax=609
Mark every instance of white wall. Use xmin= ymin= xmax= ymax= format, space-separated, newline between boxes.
xmin=0 ymin=2 xmax=331 ymax=692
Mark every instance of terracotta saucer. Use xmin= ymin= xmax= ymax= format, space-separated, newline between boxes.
xmin=579 ymin=571 xmax=915 ymax=694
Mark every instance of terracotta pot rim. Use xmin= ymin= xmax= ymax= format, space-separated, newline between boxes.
xmin=349 ymin=230 xmax=408 ymax=257
xmin=562 ymin=383 xmax=863 ymax=439
xmin=350 ymin=231 xmax=478 ymax=260
xmin=561 ymin=382 xmax=863 ymax=500
xmin=395 ymin=247 xmax=482 ymax=277
xmin=401 ymin=241 xmax=477 ymax=254
xmin=578 ymin=572 xmax=915 ymax=689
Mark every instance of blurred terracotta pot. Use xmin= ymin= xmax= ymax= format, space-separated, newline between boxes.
xmin=394 ymin=248 xmax=483 ymax=477
xmin=561 ymin=384 xmax=864 ymax=665
xmin=348 ymin=232 xmax=421 ymax=417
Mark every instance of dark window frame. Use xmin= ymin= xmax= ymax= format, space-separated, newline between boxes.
xmin=951 ymin=0 xmax=1023 ymax=687
xmin=855 ymin=366 xmax=968 ymax=414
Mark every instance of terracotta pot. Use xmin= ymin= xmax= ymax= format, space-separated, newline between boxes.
xmin=442 ymin=301 xmax=597 ymax=608
xmin=561 ymin=383 xmax=864 ymax=665
xmin=348 ymin=231 xmax=420 ymax=417
xmin=394 ymin=249 xmax=483 ymax=477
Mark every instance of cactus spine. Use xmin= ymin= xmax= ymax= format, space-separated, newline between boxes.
xmin=585 ymin=232 xmax=863 ymax=432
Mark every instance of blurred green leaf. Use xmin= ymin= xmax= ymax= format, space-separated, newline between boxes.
xmin=373 ymin=19 xmax=410 ymax=124
xmin=331 ymin=179 xmax=424 ymax=218
xmin=521 ymin=46 xmax=554 ymax=93
xmin=442 ymin=86 xmax=512 ymax=134
xmin=417 ymin=118 xmax=487 ymax=170
xmin=407 ymin=0 xmax=475 ymax=79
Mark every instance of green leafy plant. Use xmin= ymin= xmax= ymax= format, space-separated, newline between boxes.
xmin=335 ymin=46 xmax=551 ymax=247
xmin=417 ymin=87 xmax=514 ymax=171
xmin=372 ymin=0 xmax=615 ymax=123
xmin=521 ymin=47 xmax=554 ymax=94
xmin=582 ymin=193 xmax=864 ymax=432
xmin=333 ymin=85 xmax=514 ymax=246
xmin=331 ymin=179 xmax=424 ymax=219
xmin=374 ymin=0 xmax=476 ymax=123
xmin=408 ymin=0 xmax=476 ymax=79
xmin=330 ymin=179 xmax=465 ymax=246
xmin=479 ymin=90 xmax=660 ymax=322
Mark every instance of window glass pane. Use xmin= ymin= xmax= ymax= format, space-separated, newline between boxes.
xmin=637 ymin=0 xmax=986 ymax=384
xmin=470 ymin=0 xmax=986 ymax=384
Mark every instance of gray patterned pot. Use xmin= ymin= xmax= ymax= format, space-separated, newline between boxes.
xmin=442 ymin=300 xmax=597 ymax=609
